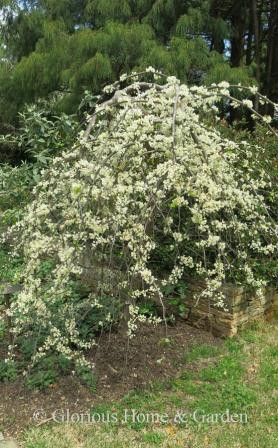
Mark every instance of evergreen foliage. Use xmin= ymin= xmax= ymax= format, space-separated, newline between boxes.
xmin=1 ymin=0 xmax=276 ymax=136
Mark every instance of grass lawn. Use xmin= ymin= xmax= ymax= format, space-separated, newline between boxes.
xmin=20 ymin=316 xmax=278 ymax=448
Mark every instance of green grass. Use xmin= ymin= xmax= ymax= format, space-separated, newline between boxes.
xmin=182 ymin=343 xmax=221 ymax=362
xmin=21 ymin=317 xmax=278 ymax=447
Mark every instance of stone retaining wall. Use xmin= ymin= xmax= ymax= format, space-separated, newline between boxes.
xmin=1 ymin=280 xmax=277 ymax=338
xmin=184 ymin=283 xmax=278 ymax=337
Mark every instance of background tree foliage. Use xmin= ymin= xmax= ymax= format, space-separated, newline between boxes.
xmin=0 ymin=0 xmax=277 ymax=162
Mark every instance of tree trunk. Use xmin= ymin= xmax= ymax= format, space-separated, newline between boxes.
xmin=230 ymin=3 xmax=247 ymax=67
xmin=210 ymin=1 xmax=225 ymax=54
xmin=246 ymin=11 xmax=253 ymax=66
xmin=251 ymin=0 xmax=261 ymax=110
xmin=264 ymin=0 xmax=278 ymax=110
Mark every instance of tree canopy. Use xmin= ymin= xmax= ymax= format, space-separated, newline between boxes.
xmin=1 ymin=0 xmax=277 ymax=129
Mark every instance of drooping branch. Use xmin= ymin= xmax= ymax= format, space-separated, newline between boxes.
xmin=83 ymin=82 xmax=165 ymax=140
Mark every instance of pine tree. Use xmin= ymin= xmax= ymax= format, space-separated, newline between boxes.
xmin=0 ymin=0 xmax=277 ymax=127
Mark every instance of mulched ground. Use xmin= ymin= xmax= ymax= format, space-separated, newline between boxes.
xmin=0 ymin=321 xmax=220 ymax=437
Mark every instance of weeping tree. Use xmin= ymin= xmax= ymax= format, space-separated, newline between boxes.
xmin=4 ymin=70 xmax=277 ymax=373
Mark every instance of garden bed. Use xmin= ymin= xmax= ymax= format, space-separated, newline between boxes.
xmin=0 ymin=321 xmax=219 ymax=437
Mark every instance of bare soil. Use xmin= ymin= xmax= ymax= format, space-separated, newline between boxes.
xmin=0 ymin=321 xmax=220 ymax=437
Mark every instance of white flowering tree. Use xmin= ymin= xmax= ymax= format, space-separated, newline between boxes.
xmin=7 ymin=70 xmax=278 ymax=371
